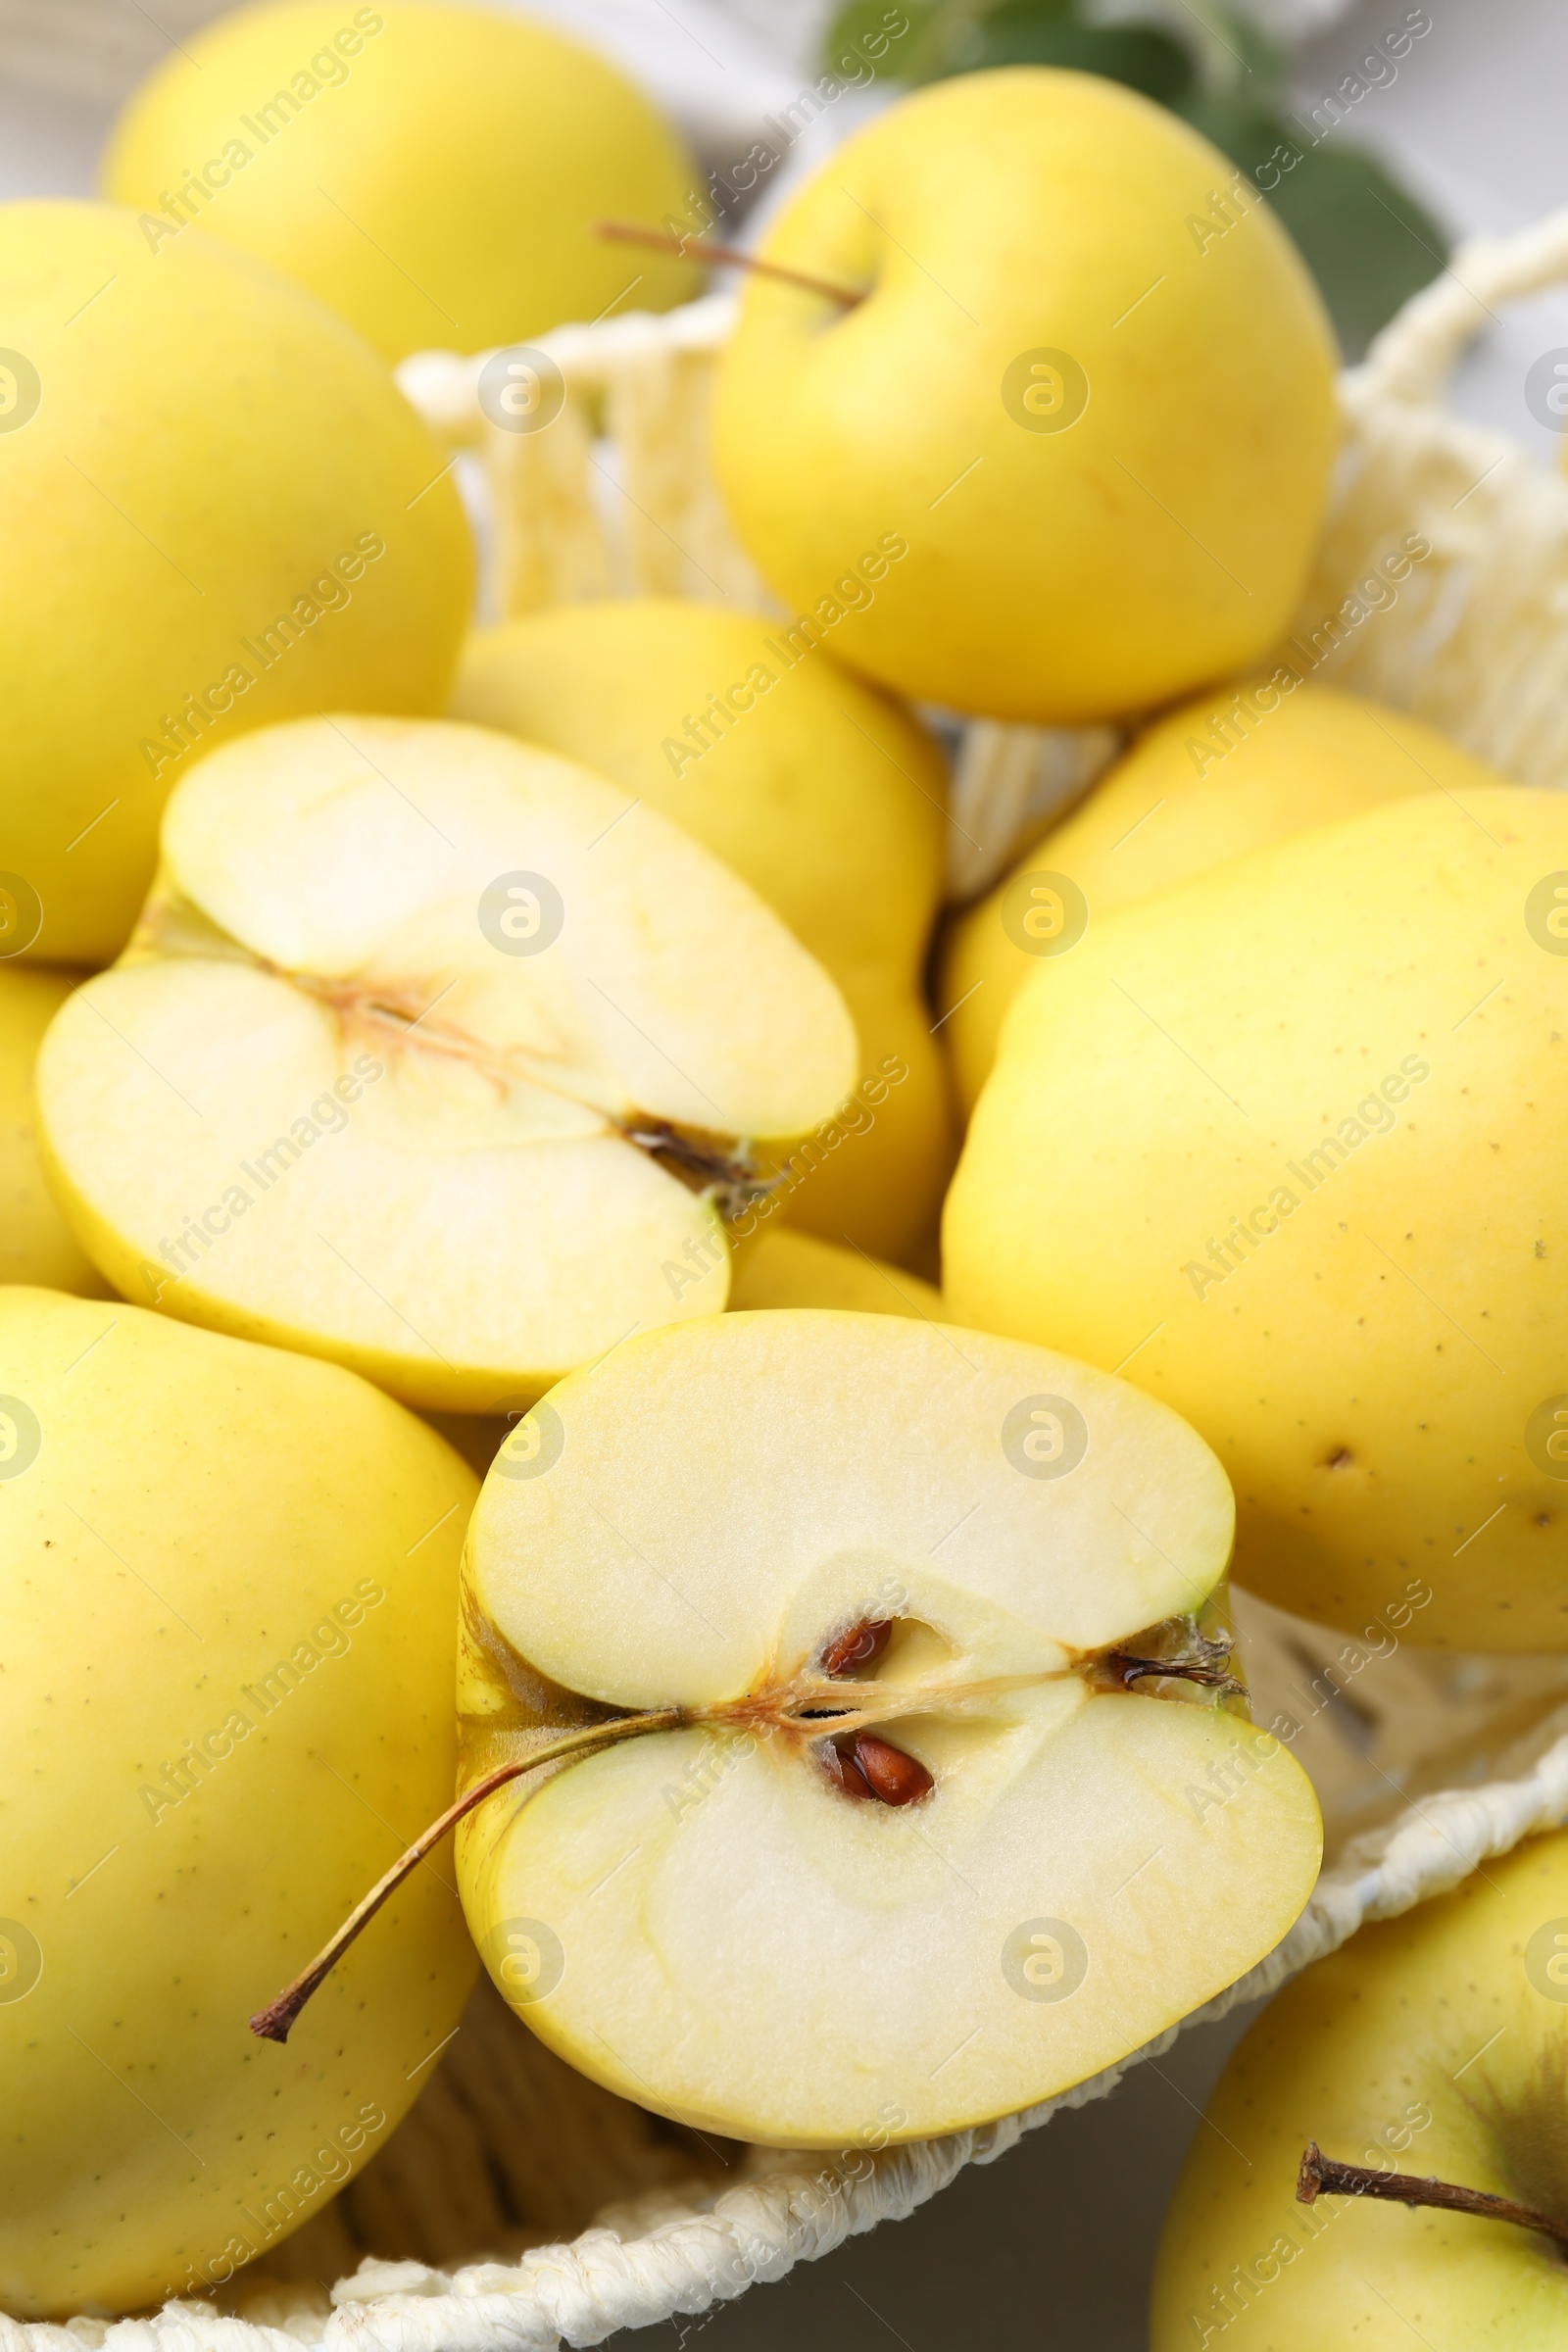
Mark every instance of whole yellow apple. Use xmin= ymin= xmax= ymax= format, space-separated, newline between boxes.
xmin=945 ymin=787 xmax=1568 ymax=1649
xmin=941 ymin=679 xmax=1501 ymax=1113
xmin=711 ymin=69 xmax=1337 ymax=722
xmin=452 ymin=598 xmax=952 ymax=1262
xmin=1152 ymin=1829 xmax=1568 ymax=2348
xmin=0 ymin=201 xmax=471 ymax=966
xmin=0 ymin=1289 xmax=476 ymax=2316
xmin=102 ymin=0 xmax=699 ymax=362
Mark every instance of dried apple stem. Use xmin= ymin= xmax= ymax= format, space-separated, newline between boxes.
xmin=249 ymin=1709 xmax=684 ymax=2044
xmin=254 ymin=1623 xmax=1244 ymax=2047
xmin=1297 ymin=2141 xmax=1568 ymax=2249
xmin=595 ymin=220 xmax=864 ymax=309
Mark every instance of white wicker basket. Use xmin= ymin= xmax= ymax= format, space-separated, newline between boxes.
xmin=21 ymin=211 xmax=1568 ymax=2352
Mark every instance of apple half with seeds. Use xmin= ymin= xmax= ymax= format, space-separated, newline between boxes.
xmin=33 ymin=717 xmax=857 ymax=1409
xmin=454 ymin=1311 xmax=1322 ymax=2145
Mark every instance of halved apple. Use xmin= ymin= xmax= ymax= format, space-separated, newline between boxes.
xmin=456 ymin=1311 xmax=1322 ymax=2145
xmin=33 ymin=717 xmax=858 ymax=1410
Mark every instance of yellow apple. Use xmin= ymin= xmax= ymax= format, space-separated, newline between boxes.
xmin=1152 ymin=1828 xmax=1568 ymax=2348
xmin=456 ymin=1311 xmax=1321 ymax=2145
xmin=0 ymin=200 xmax=471 ymax=967
xmin=423 ymin=1229 xmax=944 ymax=1480
xmin=102 ymin=0 xmax=699 ymax=362
xmin=34 ymin=716 xmax=858 ymax=1411
xmin=730 ymin=1228 xmax=946 ymax=1320
xmin=452 ymin=598 xmax=952 ymax=1262
xmin=945 ymin=787 xmax=1568 ymax=1650
xmin=941 ymin=679 xmax=1502 ymax=1113
xmin=711 ymin=69 xmax=1337 ymax=722
xmin=0 ymin=1288 xmax=476 ymax=2316
xmin=1 ymin=966 xmax=107 ymax=1295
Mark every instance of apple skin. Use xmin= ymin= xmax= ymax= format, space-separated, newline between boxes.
xmin=945 ymin=786 xmax=1568 ymax=1651
xmin=453 ymin=599 xmax=953 ymax=1264
xmin=101 ymin=0 xmax=699 ymax=362
xmin=0 ymin=966 xmax=111 ymax=1296
xmin=0 ymin=1289 xmax=477 ymax=2318
xmin=711 ymin=69 xmax=1337 ymax=724
xmin=939 ymin=683 xmax=1508 ymax=1115
xmin=1152 ymin=1828 xmax=1568 ymax=2349
xmin=424 ymin=1230 xmax=947 ymax=1476
xmin=729 ymin=1228 xmax=946 ymax=1321
xmin=0 ymin=200 xmax=472 ymax=968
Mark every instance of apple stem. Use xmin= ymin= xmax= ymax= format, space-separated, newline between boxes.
xmin=594 ymin=220 xmax=865 ymax=310
xmin=249 ymin=1709 xmax=685 ymax=2045
xmin=255 ymin=1627 xmax=1250 ymax=2047
xmin=1297 ymin=2142 xmax=1568 ymax=2250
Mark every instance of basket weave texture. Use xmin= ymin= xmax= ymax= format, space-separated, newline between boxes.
xmin=19 ymin=211 xmax=1568 ymax=2352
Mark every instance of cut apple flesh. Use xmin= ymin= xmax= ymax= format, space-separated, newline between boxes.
xmin=458 ymin=1311 xmax=1322 ymax=2146
xmin=32 ymin=717 xmax=858 ymax=1409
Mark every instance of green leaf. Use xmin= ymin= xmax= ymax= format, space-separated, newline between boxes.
xmin=818 ymin=3 xmax=1450 ymax=358
xmin=1195 ymin=4 xmax=1288 ymax=95
xmin=1176 ymin=93 xmax=1449 ymax=357
xmin=820 ymin=1 xmax=942 ymax=82
xmin=961 ymin=0 xmax=1079 ymax=24
xmin=936 ymin=13 xmax=1198 ymax=107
